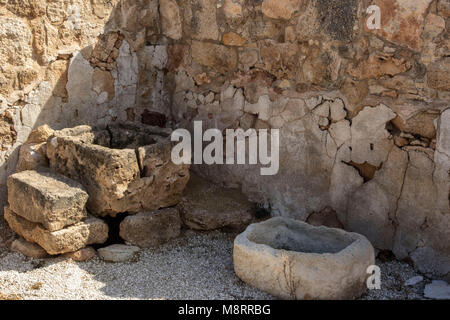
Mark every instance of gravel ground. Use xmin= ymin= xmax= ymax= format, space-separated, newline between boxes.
xmin=0 ymin=218 xmax=434 ymax=300
xmin=0 ymin=229 xmax=274 ymax=300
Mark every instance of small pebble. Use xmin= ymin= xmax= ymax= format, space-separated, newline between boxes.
xmin=405 ymin=276 xmax=423 ymax=286
xmin=424 ymin=281 xmax=450 ymax=300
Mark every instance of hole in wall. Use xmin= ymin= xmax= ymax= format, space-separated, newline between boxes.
xmin=252 ymin=203 xmax=271 ymax=220
xmin=345 ymin=161 xmax=378 ymax=183
xmin=377 ymin=250 xmax=396 ymax=262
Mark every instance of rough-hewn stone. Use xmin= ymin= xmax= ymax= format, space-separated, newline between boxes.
xmin=7 ymin=170 xmax=88 ymax=232
xmin=11 ymin=237 xmax=49 ymax=259
xmin=120 ymin=208 xmax=181 ymax=248
xmin=5 ymin=207 xmax=108 ymax=255
xmin=192 ymin=41 xmax=237 ymax=74
xmin=47 ymin=124 xmax=189 ymax=216
xmin=179 ymin=174 xmax=253 ymax=231
xmin=63 ymin=247 xmax=97 ymax=262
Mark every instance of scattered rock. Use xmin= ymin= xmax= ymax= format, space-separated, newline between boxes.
xmin=47 ymin=124 xmax=189 ymax=217
xmin=63 ymin=247 xmax=96 ymax=262
xmin=120 ymin=208 xmax=181 ymax=248
xmin=28 ymin=125 xmax=55 ymax=144
xmin=98 ymin=244 xmax=140 ymax=263
xmin=404 ymin=276 xmax=424 ymax=286
xmin=11 ymin=237 xmax=49 ymax=259
xmin=424 ymin=281 xmax=450 ymax=300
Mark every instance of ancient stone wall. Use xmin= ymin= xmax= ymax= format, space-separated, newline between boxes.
xmin=0 ymin=0 xmax=449 ymax=277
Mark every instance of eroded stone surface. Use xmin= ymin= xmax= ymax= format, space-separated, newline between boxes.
xmin=179 ymin=173 xmax=253 ymax=231
xmin=365 ymin=0 xmax=433 ymax=52
xmin=0 ymin=0 xmax=448 ymax=279
xmin=4 ymin=207 xmax=108 ymax=255
xmin=47 ymin=124 xmax=189 ymax=217
xmin=7 ymin=170 xmax=88 ymax=232
xmin=120 ymin=208 xmax=181 ymax=248
xmin=234 ymin=217 xmax=375 ymax=300
xmin=63 ymin=247 xmax=97 ymax=262
xmin=11 ymin=237 xmax=49 ymax=259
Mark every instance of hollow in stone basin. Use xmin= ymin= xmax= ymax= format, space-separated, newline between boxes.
xmin=46 ymin=123 xmax=190 ymax=217
xmin=233 ymin=217 xmax=375 ymax=300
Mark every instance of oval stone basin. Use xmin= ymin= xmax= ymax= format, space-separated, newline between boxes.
xmin=233 ymin=217 xmax=375 ymax=300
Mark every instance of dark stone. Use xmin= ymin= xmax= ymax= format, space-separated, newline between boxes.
xmin=141 ymin=110 xmax=167 ymax=128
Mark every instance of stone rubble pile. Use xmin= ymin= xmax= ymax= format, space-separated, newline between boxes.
xmin=6 ymin=124 xmax=255 ymax=261
xmin=5 ymin=169 xmax=108 ymax=256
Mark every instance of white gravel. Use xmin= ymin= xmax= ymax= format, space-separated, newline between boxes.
xmin=0 ymin=229 xmax=274 ymax=300
xmin=0 ymin=218 xmax=438 ymax=300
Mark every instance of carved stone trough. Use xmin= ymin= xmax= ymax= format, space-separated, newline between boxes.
xmin=46 ymin=123 xmax=190 ymax=217
xmin=233 ymin=217 xmax=375 ymax=300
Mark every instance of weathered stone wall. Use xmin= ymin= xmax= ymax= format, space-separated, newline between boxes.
xmin=0 ymin=0 xmax=449 ymax=277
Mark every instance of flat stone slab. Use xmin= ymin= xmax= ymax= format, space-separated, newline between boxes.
xmin=4 ymin=207 xmax=108 ymax=255
xmin=98 ymin=244 xmax=140 ymax=262
xmin=7 ymin=170 xmax=88 ymax=232
xmin=233 ymin=217 xmax=375 ymax=300
xmin=120 ymin=208 xmax=181 ymax=248
xmin=11 ymin=237 xmax=49 ymax=259
xmin=405 ymin=276 xmax=424 ymax=287
xmin=424 ymin=280 xmax=450 ymax=300
xmin=179 ymin=173 xmax=253 ymax=231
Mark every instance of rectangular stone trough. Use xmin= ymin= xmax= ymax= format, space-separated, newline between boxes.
xmin=46 ymin=123 xmax=190 ymax=217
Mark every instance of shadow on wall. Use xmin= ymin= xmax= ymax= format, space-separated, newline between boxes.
xmin=0 ymin=0 xmax=173 ymax=209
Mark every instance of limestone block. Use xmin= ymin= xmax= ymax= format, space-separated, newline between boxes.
xmin=7 ymin=170 xmax=88 ymax=232
xmin=120 ymin=208 xmax=181 ymax=248
xmin=4 ymin=207 xmax=108 ymax=255
xmin=47 ymin=124 xmax=189 ymax=216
